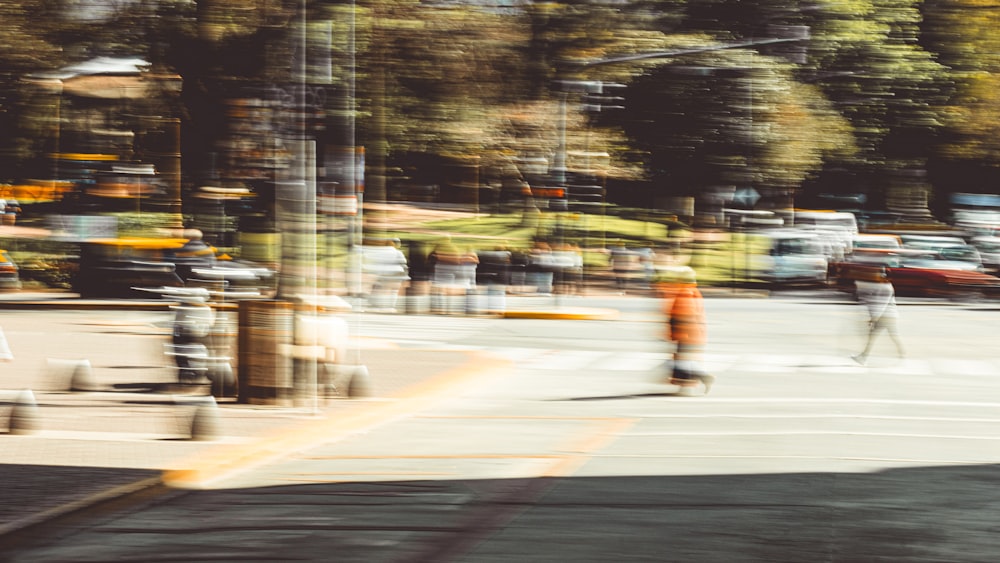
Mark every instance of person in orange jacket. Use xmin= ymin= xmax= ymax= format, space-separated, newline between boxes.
xmin=657 ymin=267 xmax=715 ymax=395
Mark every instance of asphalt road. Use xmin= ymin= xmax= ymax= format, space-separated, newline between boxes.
xmin=5 ymin=296 xmax=1000 ymax=561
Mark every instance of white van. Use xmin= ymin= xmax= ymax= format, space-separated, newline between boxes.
xmin=746 ymin=229 xmax=830 ymax=285
xmin=852 ymin=233 xmax=902 ymax=251
xmin=793 ymin=210 xmax=859 ymax=235
xmin=793 ymin=211 xmax=858 ymax=261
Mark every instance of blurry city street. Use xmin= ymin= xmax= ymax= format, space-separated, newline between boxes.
xmin=2 ymin=294 xmax=1000 ymax=561
xmin=5 ymin=1 xmax=1000 ymax=560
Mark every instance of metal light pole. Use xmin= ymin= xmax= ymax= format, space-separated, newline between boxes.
xmin=551 ymin=80 xmax=604 ymax=189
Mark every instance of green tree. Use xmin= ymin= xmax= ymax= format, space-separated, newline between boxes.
xmin=592 ymin=0 xmax=951 ymax=213
xmin=922 ymin=0 xmax=1000 ymax=200
xmin=615 ymin=52 xmax=853 ymax=206
xmin=353 ymin=1 xmax=654 ymax=201
xmin=0 ymin=1 xmax=63 ymax=180
xmin=799 ymin=0 xmax=952 ymax=209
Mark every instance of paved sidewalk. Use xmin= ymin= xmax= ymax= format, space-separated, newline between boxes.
xmin=0 ymin=344 xmax=507 ymax=540
xmin=0 ymin=288 xmax=624 ymax=542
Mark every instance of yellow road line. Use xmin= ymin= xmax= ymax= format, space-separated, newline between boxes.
xmin=301 ymin=453 xmax=565 ymax=460
xmin=162 ymin=350 xmax=511 ymax=489
xmin=542 ymin=417 xmax=637 ymax=478
xmin=502 ymin=307 xmax=619 ymax=320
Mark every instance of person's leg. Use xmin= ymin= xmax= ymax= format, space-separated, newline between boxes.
xmin=672 ymin=345 xmax=711 ymax=395
xmin=854 ymin=317 xmax=881 ymax=364
xmin=698 ymin=372 xmax=716 ymax=394
xmin=670 ymin=345 xmax=697 ymax=385
xmin=885 ymin=318 xmax=905 ymax=357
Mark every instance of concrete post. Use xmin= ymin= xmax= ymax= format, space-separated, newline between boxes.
xmin=9 ymin=390 xmax=38 ymax=435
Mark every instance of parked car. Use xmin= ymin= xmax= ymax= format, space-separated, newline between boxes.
xmin=852 ymin=233 xmax=902 ymax=251
xmin=834 ymin=248 xmax=1000 ymax=298
xmin=746 ymin=229 xmax=830 ymax=286
xmin=971 ymin=236 xmax=1000 ymax=274
xmin=187 ymin=260 xmax=276 ymax=300
xmin=72 ymin=237 xmax=274 ymax=299
xmin=794 ymin=210 xmax=858 ymax=260
xmin=794 ymin=210 xmax=859 ymax=236
xmin=890 ymin=262 xmax=1000 ymax=298
xmin=72 ymin=238 xmax=181 ymax=297
xmin=900 ymin=235 xmax=984 ymax=271
xmin=0 ymin=250 xmax=21 ymax=291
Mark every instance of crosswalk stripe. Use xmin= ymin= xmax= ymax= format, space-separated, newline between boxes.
xmin=341 ymin=317 xmax=999 ymax=379
xmin=735 ymin=354 xmax=801 ymax=373
xmin=521 ymin=350 xmax=607 ymax=370
xmin=591 ymin=352 xmax=666 ymax=372
xmin=499 ymin=349 xmax=998 ymax=380
xmin=881 ymin=358 xmax=935 ymax=376
xmin=636 ymin=397 xmax=1000 ymax=407
xmin=928 ymin=358 xmax=999 ymax=378
xmin=496 ymin=347 xmax=554 ymax=362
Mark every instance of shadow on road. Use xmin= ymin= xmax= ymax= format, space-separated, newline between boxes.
xmin=555 ymin=391 xmax=687 ymax=401
xmin=4 ymin=461 xmax=999 ymax=561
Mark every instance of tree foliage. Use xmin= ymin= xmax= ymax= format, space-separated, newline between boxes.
xmin=0 ymin=1 xmax=63 ymax=178
xmin=1 ymin=0 xmax=998 ymax=213
xmin=922 ymin=0 xmax=1000 ymax=195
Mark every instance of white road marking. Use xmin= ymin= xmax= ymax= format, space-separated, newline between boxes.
xmin=617 ymin=430 xmax=1000 ymax=440
xmin=929 ymin=358 xmax=1000 ymax=378
xmin=590 ymin=352 xmax=666 ymax=372
xmin=633 ymin=397 xmax=1000 ymax=407
xmin=521 ymin=350 xmax=607 ymax=371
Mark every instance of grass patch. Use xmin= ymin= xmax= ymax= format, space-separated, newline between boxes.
xmin=417 ymin=211 xmax=675 ymax=250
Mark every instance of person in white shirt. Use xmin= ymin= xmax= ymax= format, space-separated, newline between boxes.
xmin=853 ymin=267 xmax=905 ymax=365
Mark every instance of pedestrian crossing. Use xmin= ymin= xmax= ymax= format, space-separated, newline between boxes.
xmin=342 ymin=314 xmax=1000 ymax=380
xmin=493 ymin=348 xmax=1000 ymax=379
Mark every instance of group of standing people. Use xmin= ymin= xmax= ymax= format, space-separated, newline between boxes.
xmin=610 ymin=241 xmax=656 ymax=294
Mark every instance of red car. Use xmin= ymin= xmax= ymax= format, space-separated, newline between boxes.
xmin=834 ymin=249 xmax=1000 ymax=298
xmin=0 ymin=249 xmax=20 ymax=291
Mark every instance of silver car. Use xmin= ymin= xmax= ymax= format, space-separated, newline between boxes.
xmin=972 ymin=236 xmax=1000 ymax=274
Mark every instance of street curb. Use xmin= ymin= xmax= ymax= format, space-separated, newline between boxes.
xmin=502 ymin=307 xmax=620 ymax=320
xmin=0 ymin=299 xmax=174 ymax=311
xmin=0 ymin=297 xmax=626 ymax=318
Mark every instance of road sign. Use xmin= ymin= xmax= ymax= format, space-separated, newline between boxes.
xmin=732 ymin=187 xmax=760 ymax=208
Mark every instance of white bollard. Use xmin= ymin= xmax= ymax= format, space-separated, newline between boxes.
xmin=8 ymin=389 xmax=38 ymax=434
xmin=176 ymin=395 xmax=219 ymax=441
xmin=346 ymin=365 xmax=373 ymax=398
xmin=47 ymin=359 xmax=97 ymax=392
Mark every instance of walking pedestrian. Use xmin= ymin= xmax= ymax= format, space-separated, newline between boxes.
xmin=853 ymin=267 xmax=905 ymax=365
xmin=658 ymin=267 xmax=715 ymax=395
